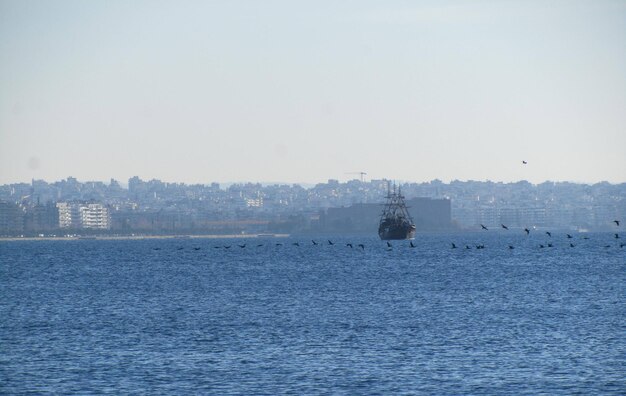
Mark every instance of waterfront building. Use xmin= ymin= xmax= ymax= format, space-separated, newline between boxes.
xmin=57 ymin=202 xmax=110 ymax=229
xmin=57 ymin=202 xmax=78 ymax=228
xmin=80 ymin=203 xmax=110 ymax=229
xmin=0 ymin=201 xmax=24 ymax=234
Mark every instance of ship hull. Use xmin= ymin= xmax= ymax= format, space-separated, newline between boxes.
xmin=378 ymin=225 xmax=416 ymax=240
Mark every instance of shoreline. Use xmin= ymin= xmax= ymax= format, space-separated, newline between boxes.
xmin=0 ymin=234 xmax=291 ymax=242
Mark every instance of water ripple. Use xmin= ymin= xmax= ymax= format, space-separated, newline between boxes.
xmin=1 ymin=234 xmax=624 ymax=394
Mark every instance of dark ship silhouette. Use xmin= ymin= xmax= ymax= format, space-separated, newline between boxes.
xmin=378 ymin=183 xmax=416 ymax=240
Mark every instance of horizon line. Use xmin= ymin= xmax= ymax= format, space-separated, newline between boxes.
xmin=2 ymin=176 xmax=625 ymax=188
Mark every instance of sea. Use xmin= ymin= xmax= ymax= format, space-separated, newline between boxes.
xmin=1 ymin=232 xmax=624 ymax=395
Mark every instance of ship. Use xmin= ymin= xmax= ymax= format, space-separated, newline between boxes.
xmin=378 ymin=183 xmax=416 ymax=240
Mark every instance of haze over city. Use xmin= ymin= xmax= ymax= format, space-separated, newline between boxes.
xmin=1 ymin=0 xmax=625 ymax=185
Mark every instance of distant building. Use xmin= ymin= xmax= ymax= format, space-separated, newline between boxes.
xmin=56 ymin=202 xmax=110 ymax=229
xmin=0 ymin=201 xmax=24 ymax=234
xmin=80 ymin=203 xmax=110 ymax=229
xmin=320 ymin=203 xmax=380 ymax=233
xmin=57 ymin=202 xmax=79 ymax=228
xmin=406 ymin=197 xmax=452 ymax=231
xmin=246 ymin=198 xmax=263 ymax=208
xmin=24 ymin=202 xmax=59 ymax=232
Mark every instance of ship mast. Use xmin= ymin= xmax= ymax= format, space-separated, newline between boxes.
xmin=380 ymin=181 xmax=414 ymax=222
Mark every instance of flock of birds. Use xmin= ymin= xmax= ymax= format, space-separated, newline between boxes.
xmin=153 ymin=239 xmax=368 ymax=251
xmin=151 ymin=220 xmax=623 ymax=252
xmin=454 ymin=219 xmax=623 ymax=250
xmin=155 ymin=239 xmax=369 ymax=251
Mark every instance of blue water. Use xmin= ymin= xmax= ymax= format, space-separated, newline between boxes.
xmin=1 ymin=233 xmax=624 ymax=394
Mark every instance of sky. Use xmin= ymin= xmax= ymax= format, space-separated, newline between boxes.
xmin=1 ymin=0 xmax=625 ymax=185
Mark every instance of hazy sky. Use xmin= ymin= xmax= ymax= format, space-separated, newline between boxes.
xmin=1 ymin=0 xmax=625 ymax=185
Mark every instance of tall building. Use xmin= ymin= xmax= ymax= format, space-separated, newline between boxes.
xmin=0 ymin=201 xmax=24 ymax=234
xmin=24 ymin=202 xmax=59 ymax=232
xmin=406 ymin=197 xmax=452 ymax=231
xmin=57 ymin=202 xmax=78 ymax=228
xmin=56 ymin=202 xmax=110 ymax=229
xmin=80 ymin=203 xmax=110 ymax=229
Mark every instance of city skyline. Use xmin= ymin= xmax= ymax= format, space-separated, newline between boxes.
xmin=2 ymin=1 xmax=625 ymax=185
xmin=2 ymin=175 xmax=623 ymax=235
xmin=3 ymin=173 xmax=626 ymax=189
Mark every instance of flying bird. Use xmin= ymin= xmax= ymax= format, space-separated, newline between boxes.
xmin=328 ymin=240 xmax=334 ymax=245
xmin=481 ymin=224 xmax=488 ymax=230
xmin=547 ymin=243 xmax=553 ymax=248
xmin=570 ymin=243 xmax=575 ymax=248
xmin=312 ymin=240 xmax=318 ymax=245
xmin=524 ymin=228 xmax=530 ymax=235
xmin=465 ymin=245 xmax=471 ymax=249
xmin=501 ymin=224 xmax=509 ymax=230
xmin=566 ymin=234 xmax=573 ymax=239
xmin=358 ymin=244 xmax=365 ymax=250
xmin=546 ymin=231 xmax=552 ymax=237
xmin=615 ymin=234 xmax=620 ymax=239
xmin=238 ymin=244 xmax=246 ymax=248
xmin=522 ymin=160 xmax=527 ymax=164
xmin=346 ymin=243 xmax=353 ymax=248
xmin=193 ymin=247 xmax=201 ymax=250
xmin=508 ymin=245 xmax=515 ymax=249
xmin=293 ymin=242 xmax=300 ymax=246
xmin=613 ymin=220 xmax=620 ymax=226
xmin=410 ymin=241 xmax=416 ymax=248
xmin=451 ymin=243 xmax=457 ymax=249
xmin=386 ymin=241 xmax=392 ymax=248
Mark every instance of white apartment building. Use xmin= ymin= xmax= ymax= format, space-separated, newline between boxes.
xmin=80 ymin=203 xmax=110 ymax=229
xmin=56 ymin=202 xmax=110 ymax=229
xmin=56 ymin=202 xmax=79 ymax=228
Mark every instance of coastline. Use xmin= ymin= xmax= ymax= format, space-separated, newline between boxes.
xmin=0 ymin=234 xmax=290 ymax=242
